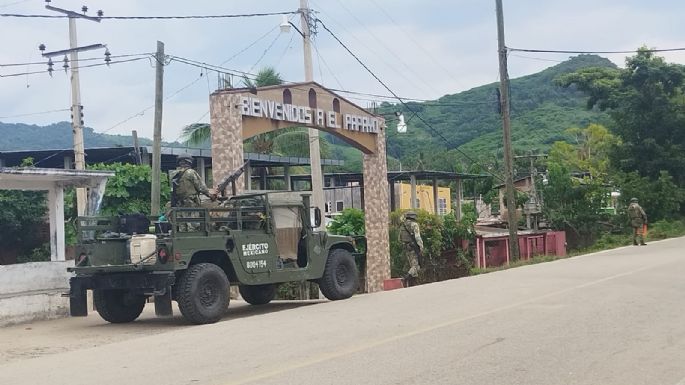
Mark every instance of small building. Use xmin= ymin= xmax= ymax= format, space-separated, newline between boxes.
xmin=394 ymin=182 xmax=451 ymax=215
xmin=474 ymin=226 xmax=566 ymax=269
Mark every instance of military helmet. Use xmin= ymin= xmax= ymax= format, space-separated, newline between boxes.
xmin=630 ymin=197 xmax=638 ymax=203
xmin=177 ymin=153 xmax=193 ymax=165
xmin=405 ymin=211 xmax=417 ymax=220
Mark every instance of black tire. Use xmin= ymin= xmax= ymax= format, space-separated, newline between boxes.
xmin=319 ymin=249 xmax=359 ymax=300
xmin=239 ymin=284 xmax=276 ymax=305
xmin=176 ymin=263 xmax=230 ymax=324
xmin=93 ymin=289 xmax=146 ymax=324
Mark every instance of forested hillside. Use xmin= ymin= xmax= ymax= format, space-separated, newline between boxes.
xmin=381 ymin=54 xmax=615 ymax=171
xmin=0 ymin=121 xmax=153 ymax=151
xmin=1 ymin=55 xmax=614 ymax=172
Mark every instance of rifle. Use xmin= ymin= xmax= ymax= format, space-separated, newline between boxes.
xmin=170 ymin=169 xmax=187 ymax=207
xmin=216 ymin=161 xmax=250 ymax=198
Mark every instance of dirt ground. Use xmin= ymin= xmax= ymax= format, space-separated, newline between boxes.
xmin=0 ymin=300 xmax=317 ymax=365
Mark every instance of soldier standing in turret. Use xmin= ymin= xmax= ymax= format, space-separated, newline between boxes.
xmin=171 ymin=153 xmax=216 ymax=207
xmin=400 ymin=211 xmax=424 ymax=286
xmin=170 ymin=154 xmax=216 ymax=231
xmin=627 ymin=197 xmax=648 ymax=246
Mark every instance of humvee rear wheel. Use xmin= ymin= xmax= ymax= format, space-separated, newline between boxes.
xmin=93 ymin=289 xmax=146 ymax=324
xmin=319 ymin=249 xmax=359 ymax=300
xmin=176 ymin=263 xmax=229 ymax=324
xmin=239 ymin=284 xmax=276 ymax=305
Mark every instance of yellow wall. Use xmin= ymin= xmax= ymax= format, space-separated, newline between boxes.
xmin=396 ymin=183 xmax=451 ymax=215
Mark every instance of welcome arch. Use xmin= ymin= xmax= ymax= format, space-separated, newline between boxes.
xmin=209 ymin=81 xmax=390 ymax=292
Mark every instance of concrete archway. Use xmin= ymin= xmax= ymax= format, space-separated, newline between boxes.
xmin=209 ymin=82 xmax=389 ymax=292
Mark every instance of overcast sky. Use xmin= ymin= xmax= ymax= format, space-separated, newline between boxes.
xmin=1 ymin=0 xmax=684 ymax=143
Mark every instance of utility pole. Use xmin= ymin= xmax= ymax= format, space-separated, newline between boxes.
xmin=299 ymin=0 xmax=325 ymax=231
xmin=43 ymin=2 xmax=105 ymax=216
xmin=495 ymin=0 xmax=519 ymax=260
xmin=151 ymin=41 xmax=165 ymax=216
xmin=515 ymin=152 xmax=546 ymax=230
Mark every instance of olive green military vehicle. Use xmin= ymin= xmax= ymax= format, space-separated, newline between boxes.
xmin=68 ymin=192 xmax=361 ymax=325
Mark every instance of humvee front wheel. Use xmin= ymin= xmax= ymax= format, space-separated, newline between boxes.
xmin=239 ymin=284 xmax=276 ymax=305
xmin=176 ymin=263 xmax=230 ymax=324
xmin=319 ymin=249 xmax=359 ymax=300
xmin=93 ymin=289 xmax=146 ymax=323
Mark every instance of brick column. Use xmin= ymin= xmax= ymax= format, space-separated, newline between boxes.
xmin=362 ymin=127 xmax=390 ymax=292
xmin=210 ymin=93 xmax=244 ymax=195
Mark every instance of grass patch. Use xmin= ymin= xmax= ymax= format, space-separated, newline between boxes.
xmin=469 ymin=219 xmax=685 ymax=276
xmin=470 ymin=253 xmax=561 ymax=275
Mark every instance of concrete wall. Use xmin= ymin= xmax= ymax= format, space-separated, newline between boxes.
xmin=0 ymin=261 xmax=73 ymax=326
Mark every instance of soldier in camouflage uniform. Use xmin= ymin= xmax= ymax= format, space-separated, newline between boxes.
xmin=627 ymin=197 xmax=647 ymax=246
xmin=170 ymin=153 xmax=216 ymax=231
xmin=400 ymin=211 xmax=424 ymax=284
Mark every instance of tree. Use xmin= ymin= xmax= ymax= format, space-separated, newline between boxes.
xmin=558 ymin=48 xmax=685 ymax=219
xmin=541 ymin=162 xmax=609 ymax=248
xmin=548 ymin=123 xmax=619 ymax=178
xmin=0 ymin=190 xmax=48 ymax=262
xmin=558 ymin=48 xmax=685 ymax=186
xmin=181 ymin=67 xmax=286 ymax=147
xmin=88 ymin=163 xmax=171 ymax=216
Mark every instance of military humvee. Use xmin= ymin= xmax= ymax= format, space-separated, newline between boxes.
xmin=68 ymin=192 xmax=361 ymax=325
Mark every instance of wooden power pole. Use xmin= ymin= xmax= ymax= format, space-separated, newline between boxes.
xmin=151 ymin=41 xmax=164 ymax=216
xmin=496 ymin=0 xmax=519 ymax=260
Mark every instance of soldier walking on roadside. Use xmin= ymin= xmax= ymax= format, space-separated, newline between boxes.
xmin=400 ymin=211 xmax=424 ymax=285
xmin=628 ymin=197 xmax=648 ymax=246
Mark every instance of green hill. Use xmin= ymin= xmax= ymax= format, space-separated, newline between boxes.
xmin=378 ymin=54 xmax=615 ymax=171
xmin=0 ymin=121 xmax=156 ymax=151
xmin=2 ymin=55 xmax=614 ymax=173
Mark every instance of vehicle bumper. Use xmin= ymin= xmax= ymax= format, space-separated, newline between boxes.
xmin=68 ymin=271 xmax=175 ymax=317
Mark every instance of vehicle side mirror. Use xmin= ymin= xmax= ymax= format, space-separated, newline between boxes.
xmin=311 ymin=207 xmax=322 ymax=228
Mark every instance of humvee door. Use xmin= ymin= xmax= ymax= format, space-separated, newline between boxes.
xmin=271 ymin=204 xmax=308 ymax=269
xmin=226 ymin=196 xmax=277 ymax=274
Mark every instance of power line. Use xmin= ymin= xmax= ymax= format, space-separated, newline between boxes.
xmin=0 ymin=52 xmax=152 ymax=67
xmin=507 ymin=46 xmax=685 ymax=54
xmin=0 ymin=11 xmax=298 ymax=19
xmin=169 ymin=53 xmax=494 ymax=108
xmin=509 ymin=53 xmax=565 ymax=63
xmin=368 ymin=0 xmax=466 ymax=90
xmin=0 ymin=107 xmax=69 ymax=119
xmin=317 ymin=19 xmax=505 ymax=183
xmin=312 ymin=39 xmax=344 ymax=90
xmin=0 ymin=56 xmax=149 ymax=78
xmin=0 ymin=0 xmax=33 ymax=9
xmin=248 ymin=28 xmax=283 ymax=72
xmin=100 ymin=72 xmax=205 ymax=135
xmin=310 ymin=0 xmax=434 ymax=98
xmin=219 ymin=26 xmax=279 ymax=67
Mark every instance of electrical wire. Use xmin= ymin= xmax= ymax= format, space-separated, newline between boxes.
xmin=168 ymin=53 xmax=495 ymax=108
xmin=248 ymin=29 xmax=283 ymax=73
xmin=0 ymin=107 xmax=69 ymax=119
xmin=368 ymin=0 xmax=466 ymax=90
xmin=317 ymin=19 xmax=505 ymax=183
xmin=219 ymin=26 xmax=279 ymax=67
xmin=509 ymin=54 xmax=565 ymax=63
xmin=312 ymin=39 xmax=345 ymax=90
xmin=0 ymin=11 xmax=298 ymax=19
xmin=0 ymin=0 xmax=32 ymax=9
xmin=100 ymin=72 xmax=205 ymax=135
xmin=507 ymin=46 xmax=685 ymax=54
xmin=310 ymin=0 xmax=434 ymax=98
xmin=0 ymin=56 xmax=149 ymax=78
xmin=330 ymin=0 xmax=441 ymax=97
xmin=0 ymin=53 xmax=152 ymax=67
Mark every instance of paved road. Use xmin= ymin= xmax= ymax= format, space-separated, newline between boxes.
xmin=2 ymin=238 xmax=685 ymax=385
